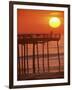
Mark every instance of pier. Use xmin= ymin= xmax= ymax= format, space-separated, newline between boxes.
xmin=17 ymin=34 xmax=64 ymax=80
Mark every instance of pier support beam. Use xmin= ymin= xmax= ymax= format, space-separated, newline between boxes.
xmin=33 ymin=43 xmax=35 ymax=73
xmin=57 ymin=41 xmax=60 ymax=72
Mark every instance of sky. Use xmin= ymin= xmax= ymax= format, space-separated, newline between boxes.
xmin=17 ymin=9 xmax=64 ymax=34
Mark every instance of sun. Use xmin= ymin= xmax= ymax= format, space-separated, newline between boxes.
xmin=49 ymin=17 xmax=61 ymax=28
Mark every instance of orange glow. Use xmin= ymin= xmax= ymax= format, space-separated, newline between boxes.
xmin=17 ymin=9 xmax=64 ymax=34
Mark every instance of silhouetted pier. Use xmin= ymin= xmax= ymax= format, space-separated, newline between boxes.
xmin=18 ymin=34 xmax=61 ymax=43
xmin=17 ymin=34 xmax=64 ymax=80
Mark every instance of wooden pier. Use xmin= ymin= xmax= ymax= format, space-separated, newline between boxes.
xmin=17 ymin=34 xmax=64 ymax=80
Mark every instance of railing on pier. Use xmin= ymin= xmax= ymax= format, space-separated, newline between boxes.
xmin=17 ymin=34 xmax=64 ymax=80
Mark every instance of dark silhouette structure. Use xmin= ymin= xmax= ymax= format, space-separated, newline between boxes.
xmin=17 ymin=34 xmax=64 ymax=80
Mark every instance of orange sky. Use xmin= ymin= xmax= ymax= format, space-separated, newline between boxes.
xmin=17 ymin=9 xmax=64 ymax=34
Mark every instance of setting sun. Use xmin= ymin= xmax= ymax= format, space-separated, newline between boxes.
xmin=49 ymin=17 xmax=61 ymax=28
